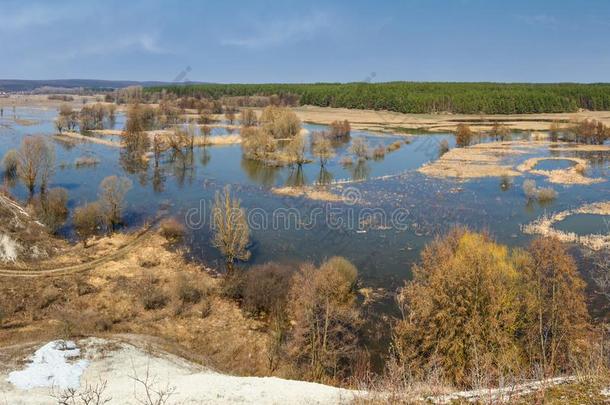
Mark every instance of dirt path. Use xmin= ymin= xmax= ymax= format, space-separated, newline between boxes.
xmin=0 ymin=225 xmax=154 ymax=278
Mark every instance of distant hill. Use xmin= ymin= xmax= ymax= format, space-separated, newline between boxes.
xmin=0 ymin=79 xmax=202 ymax=92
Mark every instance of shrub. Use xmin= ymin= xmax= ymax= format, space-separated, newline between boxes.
xmin=74 ymin=156 xmax=100 ymax=167
xmin=372 ymin=144 xmax=386 ymax=159
xmin=286 ymin=258 xmax=362 ymax=381
xmin=73 ymin=201 xmax=105 ymax=247
xmin=350 ymin=137 xmax=370 ymax=161
xmin=32 ymin=187 xmax=69 ymax=233
xmin=536 ymin=187 xmax=557 ymax=202
xmin=311 ymin=134 xmax=335 ymax=166
xmin=241 ymin=127 xmax=275 ymax=160
xmin=242 ymin=263 xmax=293 ymax=316
xmin=522 ymin=179 xmax=538 ymax=200
xmin=329 ymin=120 xmax=351 ymax=139
xmin=2 ymin=149 xmax=18 ymax=177
xmin=520 ymin=238 xmax=592 ymax=375
xmin=438 ymin=139 xmax=450 ymax=156
xmin=176 ymin=273 xmax=204 ymax=305
xmin=141 ymin=275 xmax=168 ymax=310
xmin=159 ymin=217 xmax=186 ymax=242
xmin=240 ymin=109 xmax=258 ymax=127
xmin=386 ymin=141 xmax=402 ymax=152
xmin=523 ymin=179 xmax=557 ymax=202
xmin=259 ymin=106 xmax=301 ymax=139
xmin=455 ymin=124 xmax=473 ymax=147
xmin=340 ymin=156 xmax=353 ymax=166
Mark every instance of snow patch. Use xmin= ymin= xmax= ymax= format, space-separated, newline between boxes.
xmin=0 ymin=233 xmax=20 ymax=262
xmin=7 ymin=340 xmax=89 ymax=390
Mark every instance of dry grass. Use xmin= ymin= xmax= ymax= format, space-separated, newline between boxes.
xmin=517 ymin=156 xmax=603 ymax=185
xmin=0 ymin=232 xmax=271 ymax=376
xmin=271 ymin=186 xmax=343 ymax=202
xmin=522 ymin=201 xmax=610 ymax=251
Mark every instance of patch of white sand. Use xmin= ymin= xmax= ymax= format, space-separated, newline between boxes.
xmin=1 ymin=338 xmax=357 ymax=404
xmin=0 ymin=233 xmax=19 ymax=262
xmin=6 ymin=340 xmax=88 ymax=390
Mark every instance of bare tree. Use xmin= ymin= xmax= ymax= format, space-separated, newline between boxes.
xmin=312 ymin=134 xmax=335 ymax=167
xmin=129 ymin=361 xmax=176 ymax=405
xmin=349 ymin=137 xmax=370 ymax=161
xmin=16 ymin=136 xmax=55 ymax=195
xmin=212 ymin=186 xmax=251 ymax=272
xmin=51 ymin=379 xmax=111 ymax=405
xmin=99 ymin=176 xmax=132 ymax=231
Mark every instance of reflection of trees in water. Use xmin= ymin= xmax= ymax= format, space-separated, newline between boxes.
xmin=240 ymin=158 xmax=280 ymax=187
xmin=316 ymin=165 xmax=333 ymax=185
xmin=52 ymin=138 xmax=77 ymax=151
xmin=200 ymin=147 xmax=211 ymax=167
xmin=152 ymin=166 xmax=166 ymax=193
xmin=120 ymin=145 xmax=149 ymax=186
xmin=285 ymin=165 xmax=307 ymax=187
xmin=169 ymin=148 xmax=195 ymax=187
xmin=350 ymin=160 xmax=370 ymax=181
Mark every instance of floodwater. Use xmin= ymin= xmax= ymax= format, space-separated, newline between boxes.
xmin=533 ymin=158 xmax=576 ymax=171
xmin=1 ymin=107 xmax=609 ymax=292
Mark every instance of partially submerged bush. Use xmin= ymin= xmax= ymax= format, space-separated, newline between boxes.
xmin=74 ymin=156 xmax=100 ymax=167
xmin=386 ymin=141 xmax=402 ymax=152
xmin=350 ymin=137 xmax=370 ymax=161
xmin=32 ymin=187 xmax=69 ymax=233
xmin=159 ymin=217 xmax=186 ymax=242
xmin=329 ymin=120 xmax=351 ymax=139
xmin=372 ymin=144 xmax=386 ymax=159
xmin=73 ymin=201 xmax=105 ymax=247
xmin=438 ymin=139 xmax=450 ymax=156
xmin=259 ymin=106 xmax=301 ymax=139
xmin=455 ymin=124 xmax=473 ymax=147
xmin=523 ymin=179 xmax=557 ymax=202
xmin=2 ymin=149 xmax=18 ymax=177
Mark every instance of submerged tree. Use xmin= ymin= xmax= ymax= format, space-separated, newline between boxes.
xmin=73 ymin=202 xmax=104 ymax=247
xmin=98 ymin=175 xmax=132 ymax=231
xmin=16 ymin=136 xmax=55 ymax=196
xmin=32 ymin=187 xmax=69 ymax=233
xmin=311 ymin=134 xmax=335 ymax=167
xmin=211 ymin=186 xmax=251 ymax=272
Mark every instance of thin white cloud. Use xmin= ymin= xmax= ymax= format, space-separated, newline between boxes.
xmin=221 ymin=12 xmax=331 ymax=49
xmin=0 ymin=3 xmax=70 ymax=31
xmin=516 ymin=14 xmax=558 ymax=26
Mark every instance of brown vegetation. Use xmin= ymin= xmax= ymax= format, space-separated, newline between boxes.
xmin=16 ymin=136 xmax=55 ymax=195
xmin=211 ymin=186 xmax=251 ymax=272
xmin=455 ymin=123 xmax=473 ymax=147
xmin=394 ymin=228 xmax=595 ymax=388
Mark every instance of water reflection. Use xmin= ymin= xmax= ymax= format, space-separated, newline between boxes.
xmin=241 ymin=158 xmax=280 ymax=187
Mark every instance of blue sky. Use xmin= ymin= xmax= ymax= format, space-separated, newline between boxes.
xmin=1 ymin=0 xmax=609 ymax=83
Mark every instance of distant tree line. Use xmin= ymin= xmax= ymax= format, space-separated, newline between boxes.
xmin=145 ymin=82 xmax=610 ymax=114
